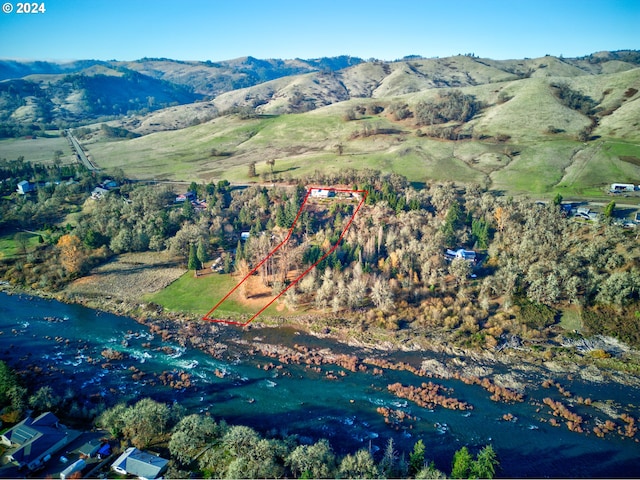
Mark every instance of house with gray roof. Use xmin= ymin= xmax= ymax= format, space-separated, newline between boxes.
xmin=111 ymin=447 xmax=169 ymax=480
xmin=0 ymin=412 xmax=80 ymax=472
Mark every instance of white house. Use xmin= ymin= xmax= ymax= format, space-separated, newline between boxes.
xmin=311 ymin=188 xmax=335 ymax=198
xmin=445 ymin=248 xmax=477 ymax=262
xmin=111 ymin=447 xmax=169 ymax=480
xmin=610 ymin=183 xmax=636 ymax=193
xmin=91 ymin=186 xmax=109 ymax=199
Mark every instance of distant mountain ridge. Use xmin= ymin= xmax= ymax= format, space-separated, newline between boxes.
xmin=0 ymin=55 xmax=364 ymax=134
xmin=0 ymin=51 xmax=638 ymax=137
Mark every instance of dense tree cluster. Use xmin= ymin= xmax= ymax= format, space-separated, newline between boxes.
xmin=415 ymin=91 xmax=482 ymax=126
xmin=2 ymin=160 xmax=639 ymax=346
xmin=97 ymin=398 xmax=494 ymax=479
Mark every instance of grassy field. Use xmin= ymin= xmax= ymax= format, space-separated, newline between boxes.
xmin=147 ymin=270 xmax=299 ymax=321
xmin=149 ymin=271 xmax=246 ymax=316
xmin=0 ymin=233 xmax=41 ymax=259
xmin=0 ymin=134 xmax=76 ymax=164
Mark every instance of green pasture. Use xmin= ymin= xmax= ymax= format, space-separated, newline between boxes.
xmin=10 ymin=103 xmax=637 ymax=199
xmin=148 ymin=271 xmax=246 ymax=316
xmin=147 ymin=271 xmax=288 ymax=319
xmin=0 ymin=233 xmax=41 ymax=259
xmin=0 ymin=135 xmax=75 ymax=164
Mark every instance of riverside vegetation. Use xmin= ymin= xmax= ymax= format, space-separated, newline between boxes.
xmin=1 ymin=160 xmax=639 ymax=353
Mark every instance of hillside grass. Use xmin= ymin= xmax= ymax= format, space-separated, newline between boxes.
xmin=60 ymin=71 xmax=640 ymax=198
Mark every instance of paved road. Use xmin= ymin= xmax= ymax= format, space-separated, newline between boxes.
xmin=66 ymin=129 xmax=99 ymax=171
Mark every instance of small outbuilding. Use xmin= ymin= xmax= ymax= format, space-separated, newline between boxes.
xmin=60 ymin=458 xmax=85 ymax=479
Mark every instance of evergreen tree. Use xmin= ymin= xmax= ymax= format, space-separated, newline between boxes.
xmin=188 ymin=243 xmax=200 ymax=271
xmin=471 ymin=445 xmax=499 ymax=479
xmin=451 ymin=446 xmax=473 ymax=479
xmin=380 ymin=438 xmax=398 ymax=478
xmin=604 ymin=200 xmax=616 ymax=218
xmin=553 ymin=192 xmax=563 ymax=206
xmin=409 ymin=439 xmax=426 ymax=476
xmin=196 ymin=238 xmax=209 ymax=266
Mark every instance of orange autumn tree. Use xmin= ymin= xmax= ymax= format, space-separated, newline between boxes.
xmin=57 ymin=234 xmax=86 ymax=276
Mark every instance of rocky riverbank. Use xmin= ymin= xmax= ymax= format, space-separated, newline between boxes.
xmin=3 ymin=282 xmax=640 ymax=394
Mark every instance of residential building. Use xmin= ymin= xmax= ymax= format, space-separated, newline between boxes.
xmin=0 ymin=412 xmax=80 ymax=472
xmin=609 ymin=183 xmax=636 ymax=193
xmin=445 ymin=248 xmax=477 ymax=262
xmin=111 ymin=447 xmax=169 ymax=480
xmin=310 ymin=188 xmax=335 ymax=198
xmin=16 ymin=180 xmax=34 ymax=195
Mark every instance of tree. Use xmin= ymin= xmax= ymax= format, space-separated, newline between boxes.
xmin=380 ymin=438 xmax=398 ymax=478
xmin=169 ymin=414 xmax=223 ymax=466
xmin=471 ymin=218 xmax=489 ymax=249
xmin=286 ymin=439 xmax=336 ymax=479
xmin=197 ymin=238 xmax=209 ymax=266
xmin=266 ymin=158 xmax=276 ymax=177
xmin=0 ymin=361 xmax=26 ymax=415
xmin=57 ymin=234 xmax=85 ymax=275
xmin=110 ymin=228 xmax=135 ymax=253
xmin=13 ymin=232 xmax=30 ymax=256
xmin=222 ymin=425 xmax=260 ymax=457
xmin=451 ymin=446 xmax=473 ymax=479
xmin=235 ymin=258 xmax=250 ymax=299
xmin=471 ymin=445 xmax=499 ymax=479
xmin=338 ymin=448 xmax=379 ymax=479
xmin=182 ymin=198 xmax=195 ymax=220
xmin=416 ymin=462 xmax=447 ymax=479
xmin=371 ymin=277 xmax=395 ymax=312
xmin=603 ymin=200 xmax=616 ymax=218
xmin=347 ymin=278 xmax=367 ymax=309
xmin=97 ymin=403 xmax=129 ymax=437
xmin=450 ymin=257 xmax=472 ymax=287
xmin=121 ymin=398 xmax=172 ymax=449
xmin=29 ymin=386 xmax=61 ymax=413
xmin=552 ymin=193 xmax=563 ymax=207
xmin=188 ymin=243 xmax=201 ymax=272
xmin=248 ymin=161 xmax=257 ymax=178
xmin=409 ymin=439 xmax=426 ymax=476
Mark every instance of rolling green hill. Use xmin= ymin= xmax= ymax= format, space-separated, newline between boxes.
xmin=2 ymin=51 xmax=639 ymax=198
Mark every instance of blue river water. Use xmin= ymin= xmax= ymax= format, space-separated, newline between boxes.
xmin=1 ymin=292 xmax=639 ymax=477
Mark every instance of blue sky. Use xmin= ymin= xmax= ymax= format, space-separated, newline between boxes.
xmin=0 ymin=0 xmax=637 ymax=62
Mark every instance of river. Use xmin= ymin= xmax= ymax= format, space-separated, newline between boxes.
xmin=1 ymin=292 xmax=639 ymax=477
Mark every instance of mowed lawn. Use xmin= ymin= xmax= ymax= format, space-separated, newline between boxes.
xmin=148 ymin=271 xmax=249 ymax=316
xmin=148 ymin=269 xmax=301 ymax=321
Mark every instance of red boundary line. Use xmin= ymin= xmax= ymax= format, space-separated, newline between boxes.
xmin=202 ymin=187 xmax=368 ymax=326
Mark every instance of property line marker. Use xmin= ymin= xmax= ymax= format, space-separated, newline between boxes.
xmin=202 ymin=187 xmax=368 ymax=326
